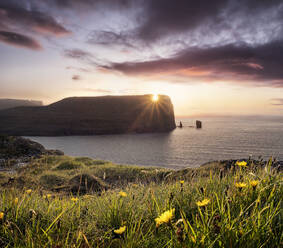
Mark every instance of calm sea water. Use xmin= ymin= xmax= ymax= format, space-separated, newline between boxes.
xmin=29 ymin=116 xmax=283 ymax=169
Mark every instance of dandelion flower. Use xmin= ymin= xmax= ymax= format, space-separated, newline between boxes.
xmin=119 ymin=191 xmax=127 ymax=197
xmin=155 ymin=208 xmax=175 ymax=227
xmin=236 ymin=161 xmax=247 ymax=167
xmin=114 ymin=226 xmax=126 ymax=234
xmin=0 ymin=212 xmax=4 ymax=220
xmin=180 ymin=180 xmax=184 ymax=184
xmin=26 ymin=189 xmax=32 ymax=194
xmin=14 ymin=197 xmax=19 ymax=205
xmin=235 ymin=182 xmax=247 ymax=188
xmin=44 ymin=194 xmax=52 ymax=199
xmin=71 ymin=197 xmax=78 ymax=202
xmin=250 ymin=180 xmax=259 ymax=189
xmin=196 ymin=198 xmax=211 ymax=207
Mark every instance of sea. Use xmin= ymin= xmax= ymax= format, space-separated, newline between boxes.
xmin=28 ymin=116 xmax=283 ymax=169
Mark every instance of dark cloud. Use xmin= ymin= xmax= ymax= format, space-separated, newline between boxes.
xmin=102 ymin=40 xmax=283 ymax=86
xmin=49 ymin=0 xmax=133 ymax=9
xmin=72 ymin=75 xmax=81 ymax=80
xmin=87 ymin=30 xmax=137 ymax=49
xmin=0 ymin=5 xmax=71 ymax=36
xmin=0 ymin=31 xmax=42 ymax=50
xmin=270 ymin=99 xmax=283 ymax=106
xmin=64 ymin=49 xmax=93 ymax=60
xmin=136 ymin=0 xmax=283 ymax=42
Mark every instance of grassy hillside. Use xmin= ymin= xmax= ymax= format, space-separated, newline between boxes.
xmin=0 ymin=156 xmax=282 ymax=247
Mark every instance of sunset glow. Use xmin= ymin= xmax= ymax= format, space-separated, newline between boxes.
xmin=0 ymin=1 xmax=283 ymax=116
xmin=152 ymin=94 xmax=159 ymax=102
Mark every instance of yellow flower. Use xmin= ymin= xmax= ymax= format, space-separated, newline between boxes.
xmin=26 ymin=189 xmax=32 ymax=194
xmin=0 ymin=212 xmax=4 ymax=220
xmin=180 ymin=180 xmax=184 ymax=184
xmin=235 ymin=182 xmax=247 ymax=189
xmin=114 ymin=226 xmax=126 ymax=235
xmin=196 ymin=198 xmax=211 ymax=207
xmin=250 ymin=180 xmax=259 ymax=188
xmin=119 ymin=191 xmax=127 ymax=197
xmin=155 ymin=208 xmax=175 ymax=227
xmin=14 ymin=197 xmax=19 ymax=205
xmin=44 ymin=194 xmax=52 ymax=199
xmin=71 ymin=197 xmax=78 ymax=202
xmin=236 ymin=161 xmax=247 ymax=167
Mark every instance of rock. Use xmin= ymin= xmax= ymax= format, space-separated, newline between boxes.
xmin=69 ymin=174 xmax=108 ymax=194
xmin=0 ymin=136 xmax=64 ymax=166
xmin=0 ymin=95 xmax=176 ymax=136
xmin=196 ymin=120 xmax=202 ymax=129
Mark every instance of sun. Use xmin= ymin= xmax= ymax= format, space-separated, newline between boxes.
xmin=152 ymin=94 xmax=159 ymax=102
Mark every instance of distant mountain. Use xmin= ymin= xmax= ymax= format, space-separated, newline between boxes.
xmin=0 ymin=95 xmax=176 ymax=136
xmin=0 ymin=99 xmax=43 ymax=110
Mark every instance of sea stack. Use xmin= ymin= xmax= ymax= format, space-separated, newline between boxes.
xmin=196 ymin=120 xmax=202 ymax=129
xmin=0 ymin=95 xmax=176 ymax=136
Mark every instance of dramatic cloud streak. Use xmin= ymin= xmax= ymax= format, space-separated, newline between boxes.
xmin=0 ymin=31 xmax=42 ymax=50
xmin=102 ymin=40 xmax=283 ymax=86
xmin=0 ymin=5 xmax=71 ymax=36
xmin=270 ymin=98 xmax=283 ymax=106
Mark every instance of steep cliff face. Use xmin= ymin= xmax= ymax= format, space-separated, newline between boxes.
xmin=0 ymin=95 xmax=176 ymax=136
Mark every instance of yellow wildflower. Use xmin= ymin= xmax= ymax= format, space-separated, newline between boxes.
xmin=236 ymin=161 xmax=247 ymax=167
xmin=196 ymin=198 xmax=211 ymax=207
xmin=250 ymin=180 xmax=259 ymax=189
xmin=235 ymin=182 xmax=247 ymax=188
xmin=26 ymin=189 xmax=32 ymax=194
xmin=114 ymin=226 xmax=126 ymax=235
xmin=44 ymin=194 xmax=52 ymax=199
xmin=71 ymin=197 xmax=78 ymax=202
xmin=119 ymin=191 xmax=127 ymax=197
xmin=180 ymin=180 xmax=184 ymax=184
xmin=155 ymin=208 xmax=175 ymax=227
xmin=14 ymin=197 xmax=19 ymax=205
xmin=0 ymin=212 xmax=4 ymax=220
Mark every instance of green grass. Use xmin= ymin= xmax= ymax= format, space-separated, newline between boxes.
xmin=0 ymin=157 xmax=282 ymax=247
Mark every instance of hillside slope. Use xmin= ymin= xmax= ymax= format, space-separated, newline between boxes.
xmin=0 ymin=99 xmax=42 ymax=110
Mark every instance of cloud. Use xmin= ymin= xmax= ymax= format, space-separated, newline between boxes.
xmin=270 ymin=98 xmax=283 ymax=106
xmin=101 ymin=40 xmax=283 ymax=86
xmin=72 ymin=75 xmax=81 ymax=80
xmin=135 ymin=0 xmax=283 ymax=42
xmin=81 ymin=88 xmax=113 ymax=94
xmin=87 ymin=30 xmax=137 ymax=49
xmin=0 ymin=5 xmax=71 ymax=36
xmin=66 ymin=66 xmax=90 ymax=73
xmin=64 ymin=49 xmax=92 ymax=60
xmin=0 ymin=31 xmax=42 ymax=50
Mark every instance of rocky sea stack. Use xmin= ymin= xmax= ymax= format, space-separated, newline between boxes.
xmin=0 ymin=95 xmax=176 ymax=136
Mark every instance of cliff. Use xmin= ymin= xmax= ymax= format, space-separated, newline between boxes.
xmin=0 ymin=99 xmax=42 ymax=110
xmin=0 ymin=95 xmax=176 ymax=136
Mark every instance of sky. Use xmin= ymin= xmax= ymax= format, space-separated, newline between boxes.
xmin=0 ymin=0 xmax=283 ymax=116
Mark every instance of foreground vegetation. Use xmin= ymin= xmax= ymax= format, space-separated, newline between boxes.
xmin=0 ymin=156 xmax=282 ymax=247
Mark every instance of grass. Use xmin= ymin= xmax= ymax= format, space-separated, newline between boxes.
xmin=0 ymin=157 xmax=282 ymax=247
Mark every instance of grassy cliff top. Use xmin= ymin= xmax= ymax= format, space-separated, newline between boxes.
xmin=0 ymin=155 xmax=282 ymax=247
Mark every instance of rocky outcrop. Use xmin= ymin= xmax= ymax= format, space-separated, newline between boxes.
xmin=0 ymin=135 xmax=63 ymax=166
xmin=0 ymin=95 xmax=176 ymax=136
